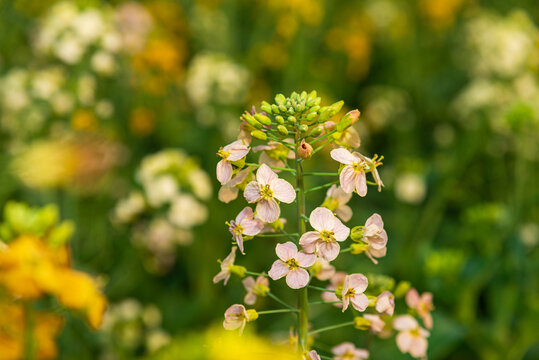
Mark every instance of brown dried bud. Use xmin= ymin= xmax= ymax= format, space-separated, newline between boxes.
xmin=298 ymin=139 xmax=313 ymax=159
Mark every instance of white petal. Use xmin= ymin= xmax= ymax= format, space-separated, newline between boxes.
xmin=330 ymin=148 xmax=358 ymax=165
xmin=296 ymin=251 xmax=316 ymax=267
xmin=309 ymin=207 xmax=335 ymax=231
xmin=256 ymin=199 xmax=280 ymax=223
xmin=339 ymin=166 xmax=357 ymax=193
xmin=286 ymin=268 xmax=310 ymax=289
xmin=256 ymin=164 xmax=277 ymax=186
xmin=244 ymin=182 xmax=261 ymax=203
xmin=355 ymin=171 xmax=367 ymax=197
xmin=271 ymin=178 xmax=296 ymax=203
xmin=275 ymin=241 xmax=298 ymax=261
xmin=216 ymin=160 xmax=233 ymax=185
xmin=268 ymin=260 xmax=289 ymax=280
xmin=332 ymin=218 xmax=350 ymax=242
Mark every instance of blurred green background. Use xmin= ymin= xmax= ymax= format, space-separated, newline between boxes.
xmin=0 ymin=0 xmax=538 ymax=359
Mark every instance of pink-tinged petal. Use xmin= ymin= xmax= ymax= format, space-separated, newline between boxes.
xmin=227 ymin=145 xmax=250 ymax=161
xmin=218 ymin=186 xmax=239 ymax=203
xmin=213 ymin=272 xmax=228 ymax=284
xmin=322 ymin=289 xmax=341 ymax=306
xmin=336 ymin=205 xmax=353 ymax=222
xmin=275 ymin=241 xmax=298 ymax=261
xmin=222 ymin=247 xmax=237 ymax=267
xmin=331 ymin=272 xmax=347 ymax=287
xmin=423 ymin=313 xmax=433 ymax=330
xmin=393 ymin=315 xmax=418 ymax=331
xmin=228 ymin=167 xmax=250 ymax=186
xmin=223 ymin=317 xmax=244 ymax=330
xmin=406 ymin=288 xmax=420 ymax=308
xmin=240 ymin=218 xmax=264 ymax=236
xmin=236 ymin=207 xmax=254 ymax=223
xmin=306 ymin=350 xmax=321 ymax=360
xmin=256 ymin=199 xmax=280 ymax=223
xmin=421 ymin=292 xmax=434 ymax=307
xmin=340 ymin=165 xmax=358 ymax=193
xmin=409 ymin=336 xmax=428 ymax=358
xmin=296 ymin=251 xmax=316 ymax=267
xmin=365 ymin=213 xmax=384 ymax=229
xmin=355 ymin=171 xmax=367 ymax=197
xmin=244 ymin=292 xmax=257 ymax=305
xmin=271 ymin=178 xmax=296 ymax=203
xmin=351 ymin=293 xmax=369 ymax=312
xmin=363 ymin=314 xmax=385 ymax=333
xmin=286 ymin=268 xmax=310 ymax=289
xmin=396 ymin=332 xmax=414 ymax=354
xmin=330 ymin=148 xmax=358 ymax=165
xmin=234 ymin=233 xmax=245 ymax=254
xmin=375 ymin=291 xmax=395 ymax=316
xmin=259 ymin=152 xmax=285 ymax=172
xmin=369 ymin=246 xmax=387 ymax=258
xmin=244 ymin=182 xmax=261 ymax=203
xmin=332 ymin=342 xmax=355 ymax=355
xmin=242 ymin=276 xmax=255 ymax=291
xmin=222 ymin=140 xmax=245 ymax=153
xmin=299 ymin=231 xmax=321 ymax=253
xmin=256 ymin=164 xmax=278 ymax=186
xmin=348 ymin=273 xmax=368 ymax=293
xmin=268 ymin=260 xmax=289 ymax=280
xmin=309 ymin=207 xmax=335 ymax=232
xmin=341 ymin=295 xmax=350 ymax=312
xmin=355 ymin=349 xmax=369 ymax=359
xmin=318 ymin=241 xmax=341 ymax=262
xmin=216 ymin=160 xmax=233 ymax=185
xmin=332 ymin=218 xmax=350 ymax=241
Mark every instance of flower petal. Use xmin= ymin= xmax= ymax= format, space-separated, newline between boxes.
xmin=409 ymin=336 xmax=428 ymax=358
xmin=296 ymin=251 xmax=316 ymax=267
xmin=365 ymin=213 xmax=384 ymax=229
xmin=256 ymin=199 xmax=280 ymax=223
xmin=227 ymin=144 xmax=250 ymax=161
xmin=339 ymin=165 xmax=358 ymax=193
xmin=256 ymin=164 xmax=278 ymax=186
xmin=242 ymin=276 xmax=255 ymax=291
xmin=216 ymin=160 xmax=233 ymax=185
xmin=393 ymin=315 xmax=418 ymax=331
xmin=406 ymin=288 xmax=420 ymax=308
xmin=236 ymin=207 xmax=254 ymax=223
xmin=335 ymin=205 xmax=353 ymax=222
xmin=286 ymin=268 xmax=309 ymax=289
xmin=348 ymin=273 xmax=368 ymax=293
xmin=317 ymin=241 xmax=341 ymax=262
xmin=275 ymin=241 xmax=298 ymax=261
xmin=351 ymin=293 xmax=369 ymax=312
xmin=218 ymin=186 xmax=239 ymax=203
xmin=355 ymin=171 xmax=367 ymax=197
xmin=396 ymin=332 xmax=414 ymax=354
xmin=271 ymin=178 xmax=296 ymax=203
xmin=332 ymin=342 xmax=355 ymax=356
xmin=299 ymin=231 xmax=321 ymax=253
xmin=241 ymin=218 xmax=264 ymax=236
xmin=268 ymin=260 xmax=289 ymax=280
xmin=330 ymin=148 xmax=357 ymax=165
xmin=244 ymin=182 xmax=261 ymax=203
xmin=332 ymin=218 xmax=350 ymax=242
xmin=235 ymin=233 xmax=245 ymax=254
xmin=309 ymin=207 xmax=335 ymax=232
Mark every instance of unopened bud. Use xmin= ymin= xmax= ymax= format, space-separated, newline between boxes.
xmin=254 ymin=113 xmax=272 ymax=126
xmin=350 ymin=226 xmax=365 ymax=241
xmin=306 ymin=112 xmax=317 ymax=121
xmin=298 ymin=139 xmax=313 ymax=159
xmin=354 ymin=316 xmax=371 ymax=330
xmin=308 ymin=127 xmax=322 ymax=138
xmin=276 ymin=115 xmax=285 ymax=124
xmin=328 ymin=101 xmax=344 ymax=116
xmin=279 ymin=104 xmax=288 ymax=113
xmin=250 ymin=130 xmax=267 ymax=140
xmin=277 ymin=125 xmax=289 ymax=135
xmin=288 ymin=116 xmax=296 ymax=124
xmin=336 ymin=110 xmax=360 ymax=132
xmin=246 ymin=309 xmax=259 ymax=322
xmin=308 ymin=90 xmax=317 ymax=99
xmin=275 ymin=94 xmax=286 ymax=105
xmin=351 ymin=242 xmax=369 ymax=254
xmin=271 ymin=104 xmax=280 ymax=114
xmin=230 ymin=265 xmax=246 ymax=278
xmin=243 ymin=113 xmax=263 ymax=129
xmin=261 ymin=102 xmax=272 ymax=114
xmin=299 ymin=124 xmax=309 ymax=133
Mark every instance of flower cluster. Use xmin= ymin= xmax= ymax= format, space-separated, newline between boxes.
xmin=0 ymin=202 xmax=107 ymax=359
xmin=212 ymin=91 xmax=434 ymax=358
xmin=113 ymin=149 xmax=211 ymax=274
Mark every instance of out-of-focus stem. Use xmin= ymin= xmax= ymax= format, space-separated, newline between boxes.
xmin=295 ymin=132 xmax=309 ymax=353
xmin=24 ymin=301 xmax=35 ymax=360
xmin=308 ymin=321 xmax=355 ymax=336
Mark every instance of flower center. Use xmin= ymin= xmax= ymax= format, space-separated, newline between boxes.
xmin=410 ymin=328 xmax=420 ymax=337
xmin=286 ymin=258 xmax=299 ymax=269
xmin=217 ymin=149 xmax=230 ymax=159
xmin=345 ymin=288 xmax=356 ymax=298
xmin=322 ymin=198 xmax=339 ymax=211
xmin=228 ymin=221 xmax=243 ymax=235
xmin=352 ymin=161 xmax=366 ymax=172
xmin=260 ymin=184 xmax=273 ymax=199
xmin=320 ymin=230 xmax=335 ymax=243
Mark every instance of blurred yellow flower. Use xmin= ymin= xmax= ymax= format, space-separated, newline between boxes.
xmin=71 ymin=108 xmax=99 ymax=131
xmin=130 ymin=107 xmax=156 ymax=136
xmin=419 ymin=0 xmax=465 ymax=29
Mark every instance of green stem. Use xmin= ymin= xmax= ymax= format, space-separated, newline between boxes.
xmin=244 ymin=271 xmax=268 ymax=277
xmin=340 ymin=247 xmax=352 ymax=253
xmin=308 ymin=285 xmax=335 ymax=293
xmin=295 ymin=131 xmax=309 ymax=353
xmin=258 ymin=309 xmax=298 ymax=315
xmin=305 ymin=181 xmax=338 ymax=193
xmin=308 ymin=321 xmax=355 ymax=336
xmin=24 ymin=301 xmax=35 ymax=360
xmin=309 ymin=300 xmax=342 ymax=305
xmin=256 ymin=233 xmax=299 ymax=238
xmin=309 ymin=129 xmax=338 ymax=145
xmin=267 ymin=292 xmax=296 ymax=311
xmin=245 ymin=162 xmax=296 ymax=173
xmin=304 ymin=172 xmax=338 ymax=176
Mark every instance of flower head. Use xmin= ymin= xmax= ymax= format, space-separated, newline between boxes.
xmin=218 ymin=168 xmax=251 ymax=203
xmin=406 ymin=288 xmax=434 ymax=329
xmin=375 ymin=291 xmax=395 ymax=316
xmin=342 ymin=273 xmax=369 ymax=312
xmin=227 ymin=207 xmax=264 ymax=254
xmin=310 ymin=257 xmax=336 ymax=281
xmin=332 ymin=342 xmax=369 ymax=360
xmin=393 ymin=315 xmax=430 ymax=358
xmin=322 ymin=185 xmax=353 ymax=222
xmin=321 ymin=271 xmax=346 ymax=307
xmin=352 ymin=214 xmax=388 ymax=264
xmin=216 ymin=140 xmax=250 ymax=185
xmin=330 ymin=148 xmax=384 ymax=196
xmin=213 ymin=247 xmax=243 ymax=285
xmin=223 ymin=304 xmax=258 ymax=334
xmin=299 ymin=207 xmax=350 ymax=261
xmin=362 ymin=314 xmax=386 ymax=334
xmin=268 ymin=242 xmax=316 ymax=289
xmin=242 ymin=275 xmax=269 ymax=305
xmin=244 ymin=164 xmax=296 ymax=223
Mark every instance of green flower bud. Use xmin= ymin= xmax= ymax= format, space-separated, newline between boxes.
xmin=308 ymin=90 xmax=317 ymax=99
xmin=328 ymin=100 xmax=344 ymax=116
xmin=250 ymin=130 xmax=267 ymax=140
xmin=350 ymin=226 xmax=365 ymax=241
xmin=246 ymin=309 xmax=259 ymax=322
xmin=313 ymin=97 xmax=322 ymax=106
xmin=295 ymin=104 xmax=303 ymax=112
xmin=300 ymin=91 xmax=307 ymax=99
xmin=276 ymin=115 xmax=285 ymax=124
xmin=318 ymin=107 xmax=330 ymax=123
xmin=275 ymin=94 xmax=286 ymax=105
xmin=277 ymin=125 xmax=288 ymax=135
xmin=336 ymin=110 xmax=360 ymax=132
xmin=351 ymin=242 xmax=369 ymax=254
xmin=299 ymin=124 xmax=309 ymax=133
xmin=230 ymin=265 xmax=247 ymax=278
xmin=261 ymin=101 xmax=272 ymax=114
xmin=306 ymin=112 xmax=317 ymax=121
xmin=271 ymin=104 xmax=280 ymax=114
xmin=308 ymin=127 xmax=322 ymax=138
xmin=291 ymin=91 xmax=299 ymax=100
xmin=278 ymin=104 xmax=288 ymax=113
xmin=288 ymin=116 xmax=296 ymax=124
xmin=354 ymin=316 xmax=371 ymax=330
xmin=254 ymin=113 xmax=272 ymax=126
xmin=243 ymin=114 xmax=263 ymax=129
xmin=288 ymin=107 xmax=294 ymax=113
xmin=310 ymin=105 xmax=320 ymax=113
xmin=394 ymin=281 xmax=412 ymax=298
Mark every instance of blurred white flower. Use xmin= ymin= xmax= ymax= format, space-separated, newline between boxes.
xmin=73 ymin=9 xmax=105 ymax=44
xmin=188 ymin=169 xmax=212 ymax=201
xmin=51 ymin=91 xmax=75 ymax=115
xmin=77 ymin=74 xmax=96 ymax=105
xmin=114 ymin=191 xmax=146 ymax=223
xmin=91 ymin=51 xmax=117 ymax=75
xmin=146 ymin=329 xmax=171 ymax=353
xmin=168 ymin=193 xmax=208 ymax=229
xmin=96 ymin=100 xmax=114 ymax=118
xmin=395 ymin=173 xmax=426 ymax=204
xmin=54 ymin=34 xmax=85 ymax=64
xmin=145 ymin=175 xmax=179 ymax=208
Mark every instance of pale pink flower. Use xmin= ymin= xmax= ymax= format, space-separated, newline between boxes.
xmin=330 ymin=148 xmax=369 ymax=196
xmin=359 ymin=213 xmax=388 ymax=264
xmin=216 ymin=140 xmax=250 ymax=185
xmin=363 ymin=314 xmax=386 ymax=334
xmin=322 ymin=271 xmax=346 ymax=307
xmin=260 ymin=217 xmax=287 ymax=233
xmin=406 ymin=288 xmax=434 ymax=329
xmin=228 ymin=207 xmax=264 ymax=254
xmin=322 ymin=184 xmax=353 ymax=222
xmin=242 ymin=275 xmax=269 ymax=305
xmin=311 ymin=257 xmax=336 ymax=281
xmin=332 ymin=342 xmax=369 ymax=360
xmin=213 ymin=247 xmax=237 ymax=285
xmin=218 ymin=168 xmax=251 ymax=203
xmin=393 ymin=315 xmax=430 ymax=358
xmin=342 ymin=273 xmax=369 ymax=312
xmin=299 ymin=207 xmax=350 ymax=261
xmin=223 ymin=304 xmax=258 ymax=334
xmin=244 ymin=164 xmax=296 ymax=223
xmin=253 ymin=140 xmax=294 ymax=172
xmin=304 ymin=350 xmax=321 ymax=360
xmin=268 ymin=242 xmax=316 ymax=289
xmin=375 ymin=291 xmax=395 ymax=316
